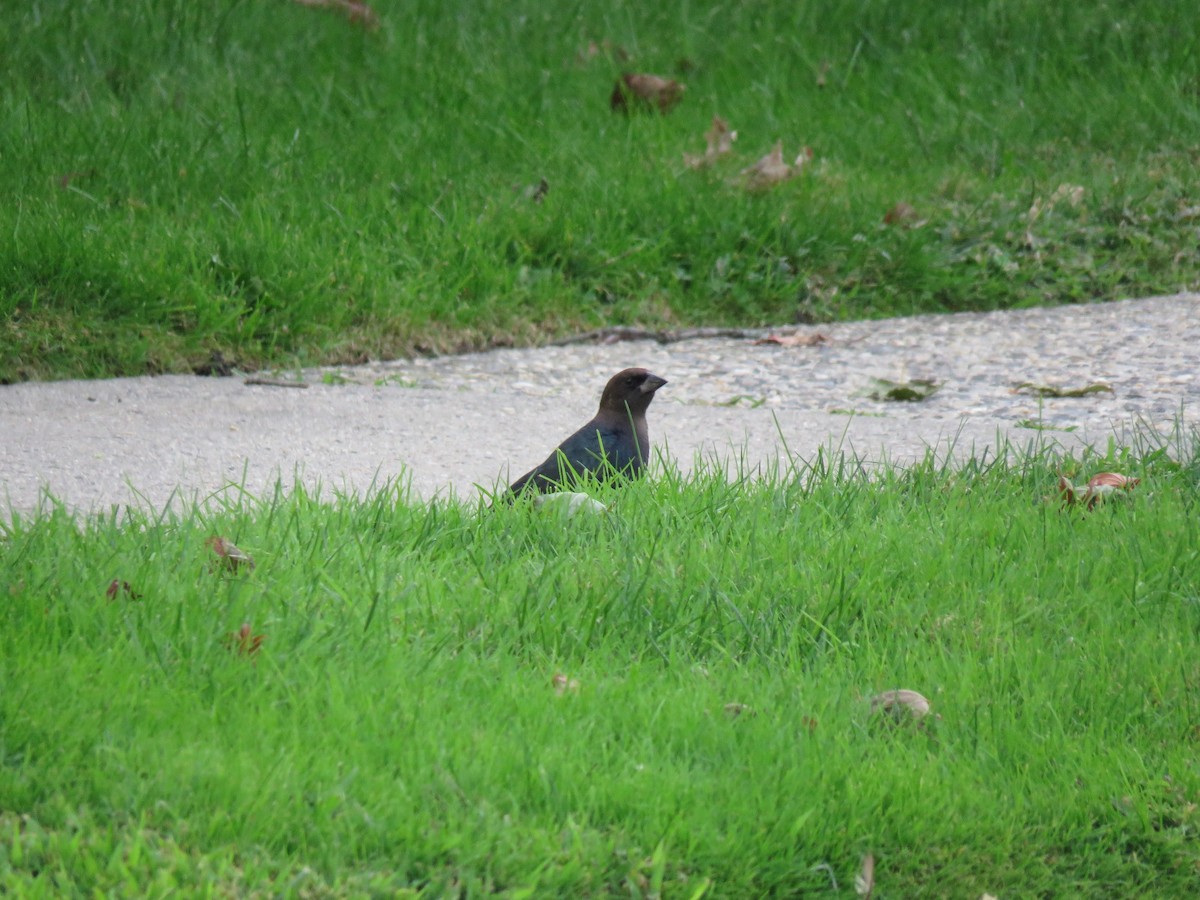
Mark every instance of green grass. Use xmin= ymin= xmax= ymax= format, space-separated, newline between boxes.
xmin=2 ymin=0 xmax=1199 ymax=381
xmin=4 ymin=442 xmax=1200 ymax=895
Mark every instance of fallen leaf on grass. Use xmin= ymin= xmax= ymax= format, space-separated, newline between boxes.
xmin=883 ymin=202 xmax=920 ymax=226
xmin=870 ymin=689 xmax=934 ymax=723
xmin=290 ymin=0 xmax=380 ymax=29
xmin=534 ymin=492 xmax=608 ymax=517
xmin=739 ymin=141 xmax=813 ymax=190
xmin=206 ymin=535 xmax=255 ymax=573
xmin=57 ymin=169 xmax=97 ymax=189
xmin=1014 ymin=381 xmax=1113 ymax=398
xmin=104 ymin=579 xmax=142 ymax=601
xmin=753 ymin=331 xmax=828 ymax=348
xmin=224 ymin=623 xmax=265 ymax=657
xmin=815 ymin=60 xmax=831 ymax=89
xmin=855 ymin=853 xmax=875 ymax=899
xmin=1086 ymin=471 xmax=1139 ymax=491
xmin=552 ymin=672 xmax=581 ymax=695
xmin=610 ymin=73 xmax=685 ymax=114
xmin=684 ymin=116 xmax=737 ymax=168
xmin=575 ymin=39 xmax=629 ymax=66
xmin=864 ymin=378 xmax=939 ymax=402
xmin=723 ymin=702 xmax=755 ymax=719
xmin=522 ymin=177 xmax=550 ymax=204
xmin=1058 ymin=472 xmax=1140 ymax=509
xmin=1028 ymin=183 xmax=1085 ymax=221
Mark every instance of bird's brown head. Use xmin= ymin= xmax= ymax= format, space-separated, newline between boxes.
xmin=598 ymin=368 xmax=668 ymax=415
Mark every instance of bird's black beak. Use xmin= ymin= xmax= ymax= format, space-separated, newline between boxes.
xmin=641 ymin=374 xmax=668 ymax=394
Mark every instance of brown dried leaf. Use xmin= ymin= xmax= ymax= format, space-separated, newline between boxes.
xmin=740 ymin=141 xmax=813 ymax=190
xmin=224 ymin=622 xmax=265 ymax=657
xmin=206 ymin=535 xmax=256 ymax=573
xmin=740 ymin=140 xmax=784 ymax=188
xmin=552 ymin=672 xmax=581 ymax=695
xmin=883 ymin=202 xmax=919 ymax=226
xmin=524 ymin=177 xmax=550 ymax=204
xmin=684 ymin=116 xmax=737 ymax=169
xmin=1060 ymin=472 xmax=1140 ymax=509
xmin=610 ymin=73 xmax=685 ymax=114
xmin=753 ymin=331 xmax=828 ymax=348
xmin=870 ymin=689 xmax=933 ymax=722
xmin=1050 ymin=183 xmax=1085 ymax=209
xmin=1082 ymin=472 xmax=1140 ymax=508
xmin=58 ymin=169 xmax=97 ymax=189
xmin=816 ymin=61 xmax=831 ymax=89
xmin=855 ymin=853 xmax=876 ymax=899
xmin=576 ymin=39 xmax=629 ymax=66
xmin=723 ymin=702 xmax=755 ymax=719
xmin=104 ymin=579 xmax=142 ymax=601
xmin=1058 ymin=474 xmax=1079 ymax=506
xmin=1087 ymin=472 xmax=1139 ymax=491
xmin=291 ymin=0 xmax=380 ymax=29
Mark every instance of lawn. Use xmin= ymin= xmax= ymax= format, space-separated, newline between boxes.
xmin=2 ymin=0 xmax=1198 ymax=381
xmin=4 ymin=2 xmax=1200 ymax=895
xmin=3 ymin=444 xmax=1200 ymax=895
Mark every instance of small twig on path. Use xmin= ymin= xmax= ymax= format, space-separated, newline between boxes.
xmin=243 ymin=377 xmax=309 ymax=389
xmin=551 ymin=326 xmax=764 ymax=346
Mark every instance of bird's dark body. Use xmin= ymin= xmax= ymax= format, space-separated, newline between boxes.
xmin=508 ymin=368 xmax=667 ymax=495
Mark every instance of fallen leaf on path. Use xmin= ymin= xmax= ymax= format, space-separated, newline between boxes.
xmin=1015 ymin=382 xmax=1112 ymax=398
xmin=753 ymin=331 xmax=828 ymax=348
xmin=610 ymin=73 xmax=685 ymax=113
xmin=870 ymin=689 xmax=934 ymax=723
xmin=864 ymin=378 xmax=939 ymax=402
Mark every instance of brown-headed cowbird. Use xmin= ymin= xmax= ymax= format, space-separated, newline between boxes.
xmin=508 ymin=368 xmax=668 ymax=496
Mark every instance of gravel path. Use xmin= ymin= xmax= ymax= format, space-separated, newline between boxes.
xmin=2 ymin=294 xmax=1196 ymax=516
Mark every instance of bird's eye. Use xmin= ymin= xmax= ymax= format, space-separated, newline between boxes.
xmin=626 ymin=376 xmax=639 ymax=386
